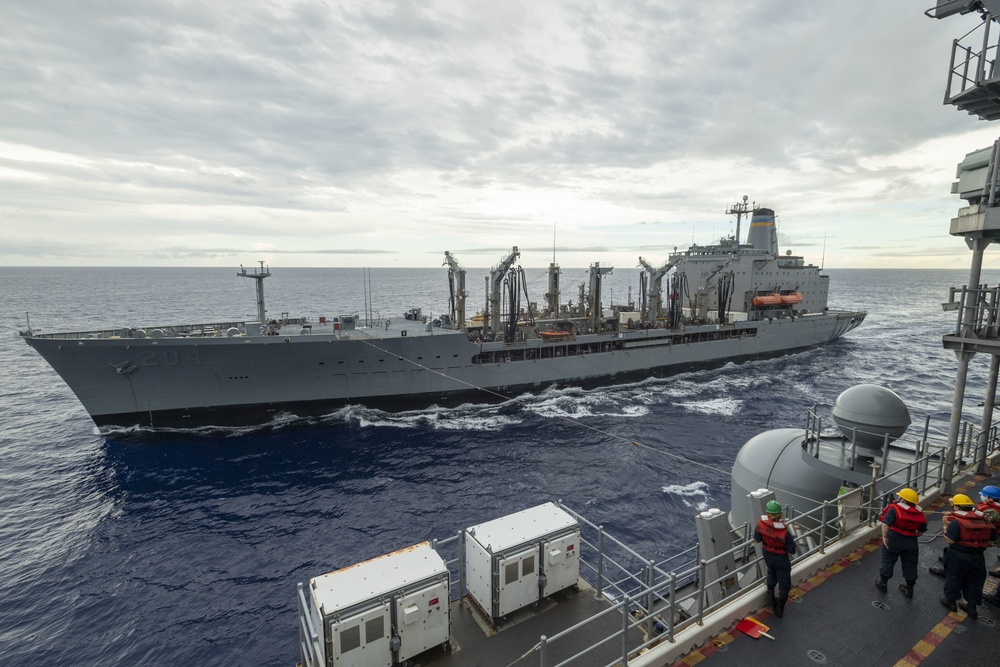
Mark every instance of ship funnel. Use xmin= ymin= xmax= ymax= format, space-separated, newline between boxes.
xmin=831 ymin=384 xmax=911 ymax=457
xmin=746 ymin=208 xmax=778 ymax=255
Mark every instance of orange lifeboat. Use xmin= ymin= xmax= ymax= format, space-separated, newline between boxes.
xmin=539 ymin=331 xmax=573 ymax=342
xmin=779 ymin=292 xmax=803 ymax=305
xmin=752 ymin=294 xmax=782 ymax=307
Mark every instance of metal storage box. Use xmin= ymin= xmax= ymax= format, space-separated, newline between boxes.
xmin=464 ymin=502 xmax=580 ymax=622
xmin=309 ymin=542 xmax=449 ymax=666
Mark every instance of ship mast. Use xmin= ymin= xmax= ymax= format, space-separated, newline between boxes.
xmin=240 ymin=261 xmax=271 ymax=326
xmin=726 ymin=195 xmax=751 ymax=245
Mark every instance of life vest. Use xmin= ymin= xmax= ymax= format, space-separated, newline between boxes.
xmin=879 ymin=501 xmax=926 ymax=537
xmin=951 ymin=510 xmax=992 ymax=550
xmin=757 ymin=516 xmax=789 ymax=555
xmin=976 ymin=499 xmax=1000 ymax=528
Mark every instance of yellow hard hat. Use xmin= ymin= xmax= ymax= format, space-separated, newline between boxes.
xmin=951 ymin=493 xmax=974 ymax=507
xmin=897 ymin=488 xmax=919 ymax=504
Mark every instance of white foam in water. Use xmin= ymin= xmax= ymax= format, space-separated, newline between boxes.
xmin=677 ymin=397 xmax=743 ymax=416
xmin=526 ymin=385 xmax=650 ymax=419
xmin=340 ymin=403 xmax=524 ymax=431
xmin=101 ymin=411 xmax=312 ymax=438
xmin=662 ymin=481 xmax=712 ymax=510
xmin=620 ymin=405 xmax=650 ymax=417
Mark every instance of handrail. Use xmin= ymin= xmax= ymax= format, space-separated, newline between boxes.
xmin=533 ymin=411 xmax=1000 ymax=665
xmin=296 ymin=583 xmax=323 ymax=667
xmin=945 ymin=18 xmax=1000 ymax=98
xmin=296 ymin=399 xmax=1000 ymax=667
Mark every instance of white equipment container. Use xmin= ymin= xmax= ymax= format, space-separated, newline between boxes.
xmin=464 ymin=502 xmax=580 ymax=622
xmin=309 ymin=542 xmax=449 ymax=666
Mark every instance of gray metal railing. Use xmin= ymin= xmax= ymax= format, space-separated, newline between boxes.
xmin=296 ymin=407 xmax=1000 ymax=667
xmin=950 ymin=285 xmax=1000 ymax=339
xmin=296 ymin=582 xmax=324 ymax=667
xmin=523 ymin=408 xmax=1000 ymax=666
xmin=945 ymin=18 xmax=1000 ymax=100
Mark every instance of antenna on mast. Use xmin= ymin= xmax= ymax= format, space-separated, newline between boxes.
xmin=726 ymin=195 xmax=750 ymax=244
xmin=821 ymin=233 xmax=827 ymax=270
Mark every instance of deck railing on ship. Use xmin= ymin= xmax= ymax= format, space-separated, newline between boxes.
xmin=941 ymin=16 xmax=1000 ymax=120
xmin=21 ymin=321 xmax=250 ymax=340
xmin=521 ymin=412 xmax=998 ymax=666
xmin=296 ymin=407 xmax=1000 ymax=667
xmin=946 ymin=20 xmax=996 ymax=96
xmin=530 ymin=409 xmax=1000 ymax=667
xmin=948 ymin=284 xmax=1000 ymax=340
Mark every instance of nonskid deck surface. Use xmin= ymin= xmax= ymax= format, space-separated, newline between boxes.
xmin=681 ymin=474 xmax=1000 ymax=667
xmin=422 ymin=581 xmax=643 ymax=667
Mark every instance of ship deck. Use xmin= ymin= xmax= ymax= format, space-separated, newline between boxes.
xmin=20 ymin=315 xmax=467 ymax=341
xmin=676 ymin=523 xmax=1000 ymax=667
xmin=425 ymin=583 xmax=643 ymax=667
xmin=408 ymin=473 xmax=1000 ymax=667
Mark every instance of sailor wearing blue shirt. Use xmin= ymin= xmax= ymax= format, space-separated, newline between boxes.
xmin=876 ymin=488 xmax=927 ymax=599
xmin=940 ymin=493 xmax=997 ymax=619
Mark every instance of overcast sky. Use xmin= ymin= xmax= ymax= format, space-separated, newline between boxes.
xmin=2 ymin=0 xmax=999 ymax=269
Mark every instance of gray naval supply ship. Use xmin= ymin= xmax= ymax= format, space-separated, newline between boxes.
xmin=293 ymin=5 xmax=1000 ymax=667
xmin=20 ymin=203 xmax=865 ymax=430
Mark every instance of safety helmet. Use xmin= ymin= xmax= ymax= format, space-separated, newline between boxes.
xmin=981 ymin=485 xmax=1000 ymax=500
xmin=951 ymin=493 xmax=975 ymax=508
xmin=765 ymin=500 xmax=782 ymax=514
xmin=896 ymin=488 xmax=919 ymax=505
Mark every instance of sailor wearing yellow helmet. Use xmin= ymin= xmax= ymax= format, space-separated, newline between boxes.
xmin=940 ymin=493 xmax=997 ymax=619
xmin=876 ymin=488 xmax=927 ymax=598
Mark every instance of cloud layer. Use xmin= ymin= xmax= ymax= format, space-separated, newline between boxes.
xmin=1 ymin=0 xmax=995 ymax=267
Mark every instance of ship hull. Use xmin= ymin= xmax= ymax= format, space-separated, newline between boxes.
xmin=24 ymin=311 xmax=865 ymax=429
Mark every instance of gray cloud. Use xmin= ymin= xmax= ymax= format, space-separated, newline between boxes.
xmin=0 ymin=0 xmax=992 ymax=268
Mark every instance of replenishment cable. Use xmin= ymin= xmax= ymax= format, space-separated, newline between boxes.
xmin=358 ymin=338 xmax=972 ymax=514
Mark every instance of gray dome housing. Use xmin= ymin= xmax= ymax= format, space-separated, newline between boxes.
xmin=730 ymin=428 xmax=843 ymax=531
xmin=831 ymin=384 xmax=910 ymax=456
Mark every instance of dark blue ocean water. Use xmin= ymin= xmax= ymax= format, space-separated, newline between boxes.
xmin=1 ymin=266 xmax=994 ymax=666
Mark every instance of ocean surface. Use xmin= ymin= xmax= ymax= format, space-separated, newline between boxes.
xmin=1 ymin=265 xmax=996 ymax=666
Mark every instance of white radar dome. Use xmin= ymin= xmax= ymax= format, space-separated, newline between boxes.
xmin=831 ymin=384 xmax=910 ymax=456
xmin=730 ymin=428 xmax=842 ymax=531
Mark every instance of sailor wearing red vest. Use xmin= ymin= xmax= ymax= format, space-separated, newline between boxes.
xmin=940 ymin=493 xmax=997 ymax=619
xmin=753 ymin=500 xmax=797 ymax=618
xmin=929 ymin=483 xmax=1000 ymax=578
xmin=876 ymin=488 xmax=927 ymax=598
xmin=977 ymin=485 xmax=1000 ymax=577
xmin=976 ymin=485 xmax=1000 ymax=534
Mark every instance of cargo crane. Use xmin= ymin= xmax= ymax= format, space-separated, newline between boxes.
xmin=636 ymin=257 xmax=674 ymax=325
xmin=486 ymin=247 xmax=519 ymax=337
xmin=443 ymin=251 xmax=467 ymax=329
